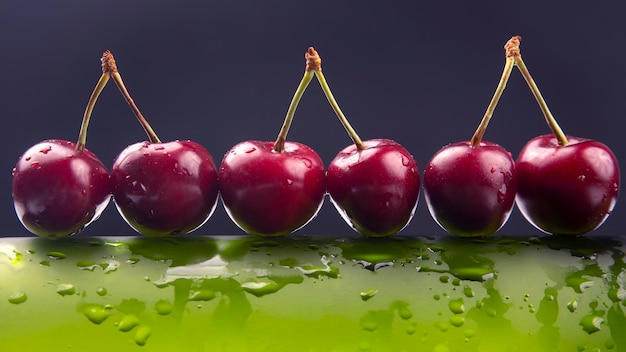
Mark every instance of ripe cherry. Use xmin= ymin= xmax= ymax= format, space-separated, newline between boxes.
xmin=104 ymin=51 xmax=219 ymax=236
xmin=218 ymin=49 xmax=326 ymax=237
xmin=12 ymin=61 xmax=111 ymax=238
xmin=309 ymin=48 xmax=420 ymax=237
xmin=423 ymin=38 xmax=519 ymax=237
xmin=509 ymin=36 xmax=620 ymax=235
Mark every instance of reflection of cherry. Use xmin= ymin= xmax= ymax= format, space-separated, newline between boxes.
xmin=218 ymin=49 xmax=326 ymax=237
xmin=308 ymin=48 xmax=420 ymax=237
xmin=104 ymin=51 xmax=219 ymax=236
xmin=423 ymin=38 xmax=518 ymax=237
xmin=12 ymin=61 xmax=111 ymax=238
xmin=508 ymin=36 xmax=620 ymax=235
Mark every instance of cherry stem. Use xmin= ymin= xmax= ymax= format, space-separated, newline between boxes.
xmin=76 ymin=72 xmax=110 ymax=152
xmin=509 ymin=36 xmax=569 ymax=146
xmin=273 ymin=53 xmax=316 ymax=152
xmin=101 ymin=50 xmax=162 ymax=144
xmin=469 ymin=39 xmax=517 ymax=146
xmin=309 ymin=47 xmax=365 ymax=150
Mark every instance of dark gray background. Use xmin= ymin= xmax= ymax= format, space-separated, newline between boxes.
xmin=1 ymin=1 xmax=623 ymax=237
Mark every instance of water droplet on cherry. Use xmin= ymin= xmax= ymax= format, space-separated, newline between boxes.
xmin=39 ymin=145 xmax=52 ymax=154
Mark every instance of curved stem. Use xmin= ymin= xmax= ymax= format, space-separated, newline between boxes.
xmin=273 ymin=71 xmax=314 ymax=152
xmin=470 ymin=38 xmax=517 ymax=145
xmin=509 ymin=37 xmax=569 ymax=146
xmin=101 ymin=50 xmax=161 ymax=144
xmin=309 ymin=48 xmax=365 ymax=150
xmin=76 ymin=73 xmax=110 ymax=152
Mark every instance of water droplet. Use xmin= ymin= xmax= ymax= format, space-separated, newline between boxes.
xmin=439 ymin=275 xmax=450 ymax=283
xmin=8 ymin=291 xmax=27 ymax=304
xmin=134 ymin=325 xmax=152 ymax=346
xmin=96 ymin=287 xmax=107 ymax=296
xmin=580 ymin=315 xmax=603 ymax=334
xmin=47 ymin=251 xmax=66 ymax=260
xmin=490 ymin=167 xmax=496 ymax=173
xmin=401 ymin=156 xmax=410 ymax=167
xmin=286 ymin=179 xmax=293 ymax=186
xmin=56 ymin=284 xmax=75 ymax=296
xmin=118 ymin=314 xmax=140 ymax=332
xmin=154 ymin=146 xmax=165 ymax=151
xmin=567 ymin=300 xmax=578 ymax=312
xmin=464 ymin=329 xmax=475 ymax=338
xmin=578 ymin=175 xmax=586 ymax=181
xmin=82 ymin=304 xmax=111 ymax=324
xmin=463 ymin=286 xmax=474 ymax=298
xmin=11 ymin=167 xmax=16 ymax=176
xmin=245 ymin=147 xmax=256 ymax=153
xmin=188 ymin=289 xmax=216 ymax=301
xmin=154 ymin=299 xmax=173 ymax=315
xmin=497 ymin=184 xmax=507 ymax=203
xmin=24 ymin=156 xmax=31 ymax=161
xmin=40 ymin=145 xmax=52 ymax=154
xmin=295 ymin=156 xmax=313 ymax=168
xmin=398 ymin=307 xmax=413 ymax=320
xmin=30 ymin=162 xmax=40 ymax=168
xmin=448 ymin=298 xmax=465 ymax=314
xmin=449 ymin=315 xmax=465 ymax=327
xmin=360 ymin=288 xmax=378 ymax=301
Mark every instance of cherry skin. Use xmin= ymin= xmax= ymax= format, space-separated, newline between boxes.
xmin=423 ymin=141 xmax=517 ymax=237
xmin=327 ymin=139 xmax=420 ymax=237
xmin=218 ymin=140 xmax=326 ymax=237
xmin=516 ymin=135 xmax=619 ymax=235
xmin=110 ymin=140 xmax=219 ymax=237
xmin=12 ymin=139 xmax=111 ymax=238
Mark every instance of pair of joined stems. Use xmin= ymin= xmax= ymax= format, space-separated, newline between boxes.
xmin=273 ymin=47 xmax=365 ymax=153
xmin=470 ymin=35 xmax=568 ymax=147
xmin=76 ymin=51 xmax=161 ymax=152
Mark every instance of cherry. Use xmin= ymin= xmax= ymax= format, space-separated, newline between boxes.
xmin=422 ymin=38 xmax=519 ymax=237
xmin=509 ymin=36 xmax=620 ymax=235
xmin=12 ymin=59 xmax=111 ymax=238
xmin=218 ymin=49 xmax=326 ymax=237
xmin=309 ymin=48 xmax=420 ymax=237
xmin=104 ymin=51 xmax=219 ymax=236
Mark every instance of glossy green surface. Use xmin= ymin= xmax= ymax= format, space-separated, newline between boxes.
xmin=1 ymin=235 xmax=625 ymax=351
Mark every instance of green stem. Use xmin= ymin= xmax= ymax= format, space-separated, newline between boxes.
xmin=510 ymin=38 xmax=569 ymax=146
xmin=314 ymin=70 xmax=365 ymax=150
xmin=76 ymin=73 xmax=110 ymax=152
xmin=102 ymin=51 xmax=161 ymax=144
xmin=273 ymin=62 xmax=315 ymax=152
xmin=470 ymin=38 xmax=517 ymax=145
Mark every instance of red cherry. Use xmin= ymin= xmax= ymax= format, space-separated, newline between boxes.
xmin=423 ymin=37 xmax=520 ymax=237
xmin=104 ymin=51 xmax=219 ymax=236
xmin=11 ymin=58 xmax=112 ymax=239
xmin=12 ymin=140 xmax=110 ymax=238
xmin=423 ymin=142 xmax=516 ymax=236
xmin=516 ymin=135 xmax=619 ymax=235
xmin=111 ymin=140 xmax=219 ymax=236
xmin=219 ymin=140 xmax=325 ymax=236
xmin=507 ymin=36 xmax=620 ymax=235
xmin=327 ymin=139 xmax=420 ymax=237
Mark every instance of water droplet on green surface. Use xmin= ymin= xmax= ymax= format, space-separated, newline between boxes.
xmin=435 ymin=322 xmax=449 ymax=332
xmin=82 ymin=304 xmax=111 ymax=324
xmin=449 ymin=298 xmax=465 ymax=314
xmin=96 ymin=287 xmax=107 ymax=296
xmin=605 ymin=338 xmax=616 ymax=349
xmin=449 ymin=315 xmax=465 ymax=327
xmin=154 ymin=299 xmax=173 ymax=315
xmin=464 ymin=329 xmax=475 ymax=338
xmin=580 ymin=315 xmax=603 ymax=334
xmin=56 ymin=284 xmax=75 ymax=296
xmin=405 ymin=322 xmax=417 ymax=335
xmin=433 ymin=294 xmax=441 ymax=301
xmin=47 ymin=251 xmax=66 ymax=260
xmin=398 ymin=307 xmax=413 ymax=320
xmin=134 ymin=325 xmax=152 ymax=346
xmin=463 ymin=286 xmax=474 ymax=298
xmin=567 ymin=300 xmax=578 ymax=312
xmin=40 ymin=260 xmax=50 ymax=266
xmin=188 ymin=289 xmax=216 ymax=301
xmin=8 ymin=291 xmax=27 ymax=304
xmin=118 ymin=314 xmax=140 ymax=332
xmin=360 ymin=288 xmax=378 ymax=301
xmin=440 ymin=275 xmax=450 ymax=283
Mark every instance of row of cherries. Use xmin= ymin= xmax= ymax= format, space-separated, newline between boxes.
xmin=11 ymin=37 xmax=620 ymax=239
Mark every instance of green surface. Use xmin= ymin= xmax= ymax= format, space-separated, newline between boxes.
xmin=1 ymin=234 xmax=626 ymax=351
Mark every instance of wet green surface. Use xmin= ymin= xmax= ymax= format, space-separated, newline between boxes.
xmin=1 ymin=234 xmax=625 ymax=351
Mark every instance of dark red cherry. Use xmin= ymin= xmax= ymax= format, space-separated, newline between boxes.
xmin=218 ymin=140 xmax=326 ymax=236
xmin=12 ymin=140 xmax=110 ymax=238
xmin=111 ymin=140 xmax=219 ymax=237
xmin=327 ymin=139 xmax=420 ymax=237
xmin=423 ymin=141 xmax=517 ymax=236
xmin=516 ymin=135 xmax=619 ymax=235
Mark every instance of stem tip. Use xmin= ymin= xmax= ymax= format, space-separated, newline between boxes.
xmin=101 ymin=50 xmax=118 ymax=74
xmin=305 ymin=47 xmax=321 ymax=71
xmin=505 ymin=36 xmax=521 ymax=58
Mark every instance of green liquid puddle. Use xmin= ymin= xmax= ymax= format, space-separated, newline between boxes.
xmin=1 ymin=235 xmax=626 ymax=351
